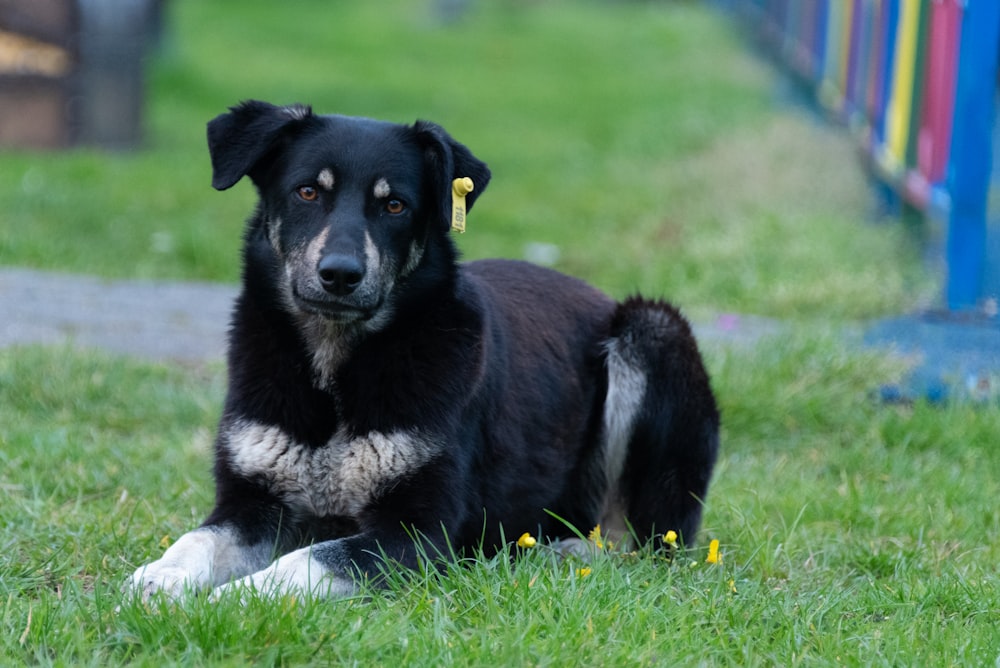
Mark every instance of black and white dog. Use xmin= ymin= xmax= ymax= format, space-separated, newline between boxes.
xmin=129 ymin=101 xmax=719 ymax=599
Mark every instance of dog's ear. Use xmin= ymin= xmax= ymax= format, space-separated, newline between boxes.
xmin=207 ymin=100 xmax=313 ymax=190
xmin=413 ymin=121 xmax=492 ymax=231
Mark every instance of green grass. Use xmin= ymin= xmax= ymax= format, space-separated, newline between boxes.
xmin=3 ymin=0 xmax=996 ymax=665
xmin=3 ymin=342 xmax=999 ymax=665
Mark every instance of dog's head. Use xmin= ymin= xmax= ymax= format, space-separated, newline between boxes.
xmin=207 ymin=100 xmax=491 ymax=326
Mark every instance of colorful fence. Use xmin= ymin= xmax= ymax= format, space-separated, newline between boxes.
xmin=736 ymin=0 xmax=999 ymax=311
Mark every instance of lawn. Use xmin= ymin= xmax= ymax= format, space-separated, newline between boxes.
xmin=2 ymin=0 xmax=998 ymax=665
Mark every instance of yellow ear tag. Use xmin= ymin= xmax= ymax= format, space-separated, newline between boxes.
xmin=451 ymin=177 xmax=474 ymax=233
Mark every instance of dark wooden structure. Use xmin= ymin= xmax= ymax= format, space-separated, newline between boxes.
xmin=0 ymin=0 xmax=156 ymax=149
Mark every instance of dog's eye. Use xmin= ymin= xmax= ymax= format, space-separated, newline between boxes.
xmin=297 ymin=186 xmax=319 ymax=202
xmin=385 ymin=199 xmax=405 ymax=215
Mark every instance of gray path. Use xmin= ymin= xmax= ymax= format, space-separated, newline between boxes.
xmin=0 ymin=268 xmax=236 ymax=363
xmin=0 ymin=268 xmax=780 ymax=364
xmin=5 ymin=267 xmax=994 ymax=404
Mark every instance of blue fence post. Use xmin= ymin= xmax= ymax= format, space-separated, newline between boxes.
xmin=945 ymin=2 xmax=1000 ymax=310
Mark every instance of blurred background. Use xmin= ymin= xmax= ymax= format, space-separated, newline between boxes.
xmin=2 ymin=0 xmax=947 ymax=323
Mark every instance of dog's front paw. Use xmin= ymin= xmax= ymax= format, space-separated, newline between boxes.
xmin=211 ymin=547 xmax=356 ymax=602
xmin=124 ymin=529 xmax=223 ymax=601
xmin=126 ymin=562 xmax=199 ymax=601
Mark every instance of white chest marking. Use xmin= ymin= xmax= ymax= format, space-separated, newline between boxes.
xmin=224 ymin=420 xmax=439 ymax=517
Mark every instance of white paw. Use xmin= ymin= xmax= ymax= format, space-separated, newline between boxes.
xmin=124 ymin=529 xmax=223 ymax=600
xmin=211 ymin=547 xmax=356 ymax=601
xmin=128 ymin=562 xmax=199 ymax=601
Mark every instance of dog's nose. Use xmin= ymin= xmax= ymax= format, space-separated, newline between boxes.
xmin=317 ymin=253 xmax=364 ymax=296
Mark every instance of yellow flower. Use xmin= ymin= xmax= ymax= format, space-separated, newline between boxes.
xmin=588 ymin=524 xmax=605 ymax=550
xmin=663 ymin=530 xmax=678 ymax=547
xmin=705 ymin=539 xmax=720 ymax=564
xmin=576 ymin=567 xmax=592 ymax=577
xmin=517 ymin=532 xmax=537 ymax=548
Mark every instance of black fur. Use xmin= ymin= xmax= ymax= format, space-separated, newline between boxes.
xmin=132 ymin=101 xmax=719 ymax=597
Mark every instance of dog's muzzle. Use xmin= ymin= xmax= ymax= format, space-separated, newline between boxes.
xmin=288 ymin=251 xmax=381 ymax=324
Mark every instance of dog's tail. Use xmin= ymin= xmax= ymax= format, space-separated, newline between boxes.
xmin=599 ymin=297 xmax=720 ymax=547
